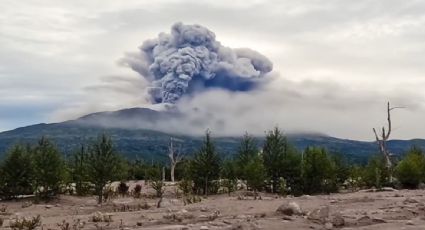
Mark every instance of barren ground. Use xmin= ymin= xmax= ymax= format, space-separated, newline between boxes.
xmin=1 ymin=182 xmax=425 ymax=230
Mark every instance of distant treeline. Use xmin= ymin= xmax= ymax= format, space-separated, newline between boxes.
xmin=0 ymin=127 xmax=423 ymax=203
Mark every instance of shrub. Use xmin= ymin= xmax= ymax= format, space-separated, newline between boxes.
xmin=133 ymin=184 xmax=142 ymax=198
xmin=10 ymin=215 xmax=41 ymax=230
xmin=117 ymin=182 xmax=129 ymax=196
xmin=396 ymin=148 xmax=425 ymax=189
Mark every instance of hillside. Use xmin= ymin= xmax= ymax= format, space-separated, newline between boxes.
xmin=0 ymin=108 xmax=424 ymax=164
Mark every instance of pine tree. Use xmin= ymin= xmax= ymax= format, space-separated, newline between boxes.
xmin=69 ymin=145 xmax=90 ymax=196
xmin=87 ymin=134 xmax=123 ymax=204
xmin=32 ymin=137 xmax=64 ymax=199
xmin=236 ymin=133 xmax=258 ymax=179
xmin=262 ymin=127 xmax=300 ymax=193
xmin=0 ymin=144 xmax=33 ymax=199
xmin=244 ymin=154 xmax=266 ymax=199
xmin=190 ymin=130 xmax=221 ymax=196
xmin=302 ymin=147 xmax=336 ymax=194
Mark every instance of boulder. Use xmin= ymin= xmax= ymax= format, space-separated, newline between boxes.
xmin=276 ymin=202 xmax=302 ymax=216
xmin=307 ymin=206 xmax=330 ymax=224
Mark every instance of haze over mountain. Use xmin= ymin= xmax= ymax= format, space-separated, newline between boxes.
xmin=1 ymin=107 xmax=424 ymax=164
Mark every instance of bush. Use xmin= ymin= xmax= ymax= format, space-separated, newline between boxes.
xmin=396 ymin=148 xmax=425 ymax=189
xmin=133 ymin=184 xmax=142 ymax=198
xmin=10 ymin=215 xmax=41 ymax=230
xmin=117 ymin=182 xmax=129 ymax=196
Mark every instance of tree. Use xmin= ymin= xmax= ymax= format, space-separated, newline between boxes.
xmin=373 ymin=102 xmax=404 ymax=181
xmin=87 ymin=134 xmax=123 ymax=204
xmin=395 ymin=147 xmax=425 ymax=189
xmin=236 ymin=133 xmax=258 ymax=178
xmin=220 ymin=160 xmax=238 ymax=195
xmin=362 ymin=155 xmax=389 ymax=189
xmin=302 ymin=147 xmax=336 ymax=194
xmin=244 ymin=155 xmax=266 ymax=199
xmin=0 ymin=144 xmax=33 ymax=199
xmin=190 ymin=130 xmax=221 ymax=196
xmin=168 ymin=138 xmax=184 ymax=182
xmin=69 ymin=145 xmax=91 ymax=196
xmin=32 ymin=137 xmax=65 ymax=199
xmin=262 ymin=127 xmax=301 ymax=194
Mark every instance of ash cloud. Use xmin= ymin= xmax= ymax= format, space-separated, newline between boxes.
xmin=122 ymin=22 xmax=273 ymax=103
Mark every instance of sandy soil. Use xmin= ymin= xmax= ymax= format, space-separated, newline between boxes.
xmin=1 ymin=183 xmax=425 ymax=230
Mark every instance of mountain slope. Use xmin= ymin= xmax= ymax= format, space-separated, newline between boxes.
xmin=0 ymin=108 xmax=424 ymax=163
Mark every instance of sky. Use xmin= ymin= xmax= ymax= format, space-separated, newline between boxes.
xmin=1 ymin=0 xmax=425 ymax=140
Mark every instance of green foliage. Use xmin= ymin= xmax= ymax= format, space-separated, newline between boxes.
xmin=395 ymin=147 xmax=425 ymax=189
xmin=220 ymin=160 xmax=237 ymax=195
xmin=0 ymin=144 xmax=33 ymax=199
xmin=302 ymin=147 xmax=337 ymax=194
xmin=32 ymin=137 xmax=64 ymax=199
xmin=189 ymin=130 xmax=221 ymax=196
xmin=244 ymin=154 xmax=266 ymax=199
xmin=236 ymin=133 xmax=258 ymax=178
xmin=362 ymin=155 xmax=389 ymax=189
xmin=262 ymin=127 xmax=302 ymax=194
xmin=69 ymin=145 xmax=91 ymax=196
xmin=87 ymin=134 xmax=124 ymax=203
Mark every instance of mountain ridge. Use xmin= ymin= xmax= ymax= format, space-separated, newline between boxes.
xmin=0 ymin=107 xmax=424 ymax=164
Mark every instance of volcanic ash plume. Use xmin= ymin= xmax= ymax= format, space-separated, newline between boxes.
xmin=123 ymin=22 xmax=273 ymax=103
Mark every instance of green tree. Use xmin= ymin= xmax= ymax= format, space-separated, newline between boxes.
xmin=262 ymin=127 xmax=301 ymax=194
xmin=220 ymin=160 xmax=237 ymax=195
xmin=0 ymin=144 xmax=34 ymax=199
xmin=236 ymin=133 xmax=258 ymax=178
xmin=190 ymin=130 xmax=221 ymax=196
xmin=32 ymin=137 xmax=65 ymax=199
xmin=362 ymin=155 xmax=389 ymax=189
xmin=87 ymin=134 xmax=124 ymax=204
xmin=244 ymin=154 xmax=266 ymax=199
xmin=302 ymin=147 xmax=337 ymax=194
xmin=69 ymin=145 xmax=91 ymax=196
xmin=395 ymin=147 xmax=425 ymax=189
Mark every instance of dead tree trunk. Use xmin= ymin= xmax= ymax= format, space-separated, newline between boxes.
xmin=373 ymin=102 xmax=404 ymax=182
xmin=168 ymin=138 xmax=184 ymax=182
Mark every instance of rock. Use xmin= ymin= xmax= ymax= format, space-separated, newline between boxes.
xmin=282 ymin=215 xmax=294 ymax=221
xmin=406 ymin=220 xmax=414 ymax=225
xmin=324 ymin=222 xmax=333 ymax=230
xmin=418 ymin=182 xmax=425 ymax=189
xmin=276 ymin=202 xmax=302 ymax=216
xmin=331 ymin=213 xmax=345 ymax=227
xmin=45 ymin=205 xmax=54 ymax=209
xmin=200 ymin=206 xmax=209 ymax=212
xmin=307 ymin=206 xmax=330 ymax=224
xmin=403 ymin=197 xmax=419 ymax=204
xmin=357 ymin=215 xmax=386 ymax=226
xmin=200 ymin=226 xmax=209 ymax=230
xmin=136 ymin=222 xmax=143 ymax=226
xmin=381 ymin=187 xmax=398 ymax=192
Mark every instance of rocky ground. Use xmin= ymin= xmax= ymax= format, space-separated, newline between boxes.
xmin=1 ymin=183 xmax=425 ymax=229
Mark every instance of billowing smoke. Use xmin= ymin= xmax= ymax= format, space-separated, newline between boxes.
xmin=123 ymin=22 xmax=273 ymax=103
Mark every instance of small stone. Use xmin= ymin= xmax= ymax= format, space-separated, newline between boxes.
xmin=200 ymin=226 xmax=209 ymax=230
xmin=324 ymin=222 xmax=333 ymax=230
xmin=136 ymin=222 xmax=142 ymax=226
xmin=331 ymin=213 xmax=345 ymax=227
xmin=406 ymin=220 xmax=414 ymax=225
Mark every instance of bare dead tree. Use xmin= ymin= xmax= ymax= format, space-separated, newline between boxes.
xmin=168 ymin=138 xmax=184 ymax=182
xmin=373 ymin=101 xmax=404 ymax=180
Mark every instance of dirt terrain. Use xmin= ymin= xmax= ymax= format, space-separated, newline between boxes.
xmin=1 ymin=182 xmax=425 ymax=230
